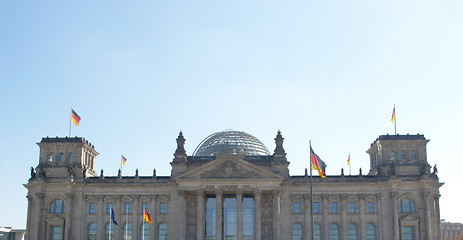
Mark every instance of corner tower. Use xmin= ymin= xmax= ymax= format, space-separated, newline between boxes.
xmin=366 ymin=134 xmax=432 ymax=177
xmin=32 ymin=137 xmax=99 ymax=181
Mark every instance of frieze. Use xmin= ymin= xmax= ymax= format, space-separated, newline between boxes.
xmin=202 ymin=184 xmax=256 ymax=190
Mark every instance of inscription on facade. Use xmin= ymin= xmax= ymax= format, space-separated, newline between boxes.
xmin=203 ymin=184 xmax=256 ymax=190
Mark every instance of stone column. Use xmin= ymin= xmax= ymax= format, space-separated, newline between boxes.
xmin=254 ymin=190 xmax=262 ymax=240
xmin=97 ymin=196 xmax=104 ymax=240
xmin=422 ymin=192 xmax=432 ymax=240
xmin=236 ymin=190 xmax=243 ymax=240
xmin=197 ymin=190 xmax=205 ymax=240
xmin=435 ymin=194 xmax=441 ymax=240
xmin=64 ymin=193 xmax=74 ymax=240
xmin=34 ymin=193 xmax=44 ymax=240
xmin=133 ymin=195 xmax=140 ymax=240
xmin=359 ymin=195 xmax=366 ymax=240
xmin=177 ymin=190 xmax=187 ymax=239
xmin=273 ymin=190 xmax=281 ymax=240
xmin=115 ymin=195 xmax=122 ymax=237
xmin=26 ymin=195 xmax=33 ymax=240
xmin=150 ymin=195 xmax=157 ymax=239
xmin=216 ymin=190 xmax=223 ymax=240
xmin=391 ymin=192 xmax=399 ymax=240
xmin=303 ymin=194 xmax=312 ymax=240
xmin=340 ymin=194 xmax=347 ymax=240
xmin=322 ymin=194 xmax=329 ymax=240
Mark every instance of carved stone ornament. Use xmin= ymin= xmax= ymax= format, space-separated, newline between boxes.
xmin=200 ymin=160 xmax=265 ymax=179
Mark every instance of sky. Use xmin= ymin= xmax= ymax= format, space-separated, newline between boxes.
xmin=1 ymin=0 xmax=462 ymax=228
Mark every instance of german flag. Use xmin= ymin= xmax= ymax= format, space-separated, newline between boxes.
xmin=71 ymin=109 xmax=81 ymax=126
xmin=391 ymin=105 xmax=396 ymax=123
xmin=310 ymin=146 xmax=326 ymax=178
xmin=122 ymin=155 xmax=127 ymax=166
xmin=144 ymin=209 xmax=152 ymax=224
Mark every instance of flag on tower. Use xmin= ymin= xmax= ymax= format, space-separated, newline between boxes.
xmin=310 ymin=146 xmax=327 ymax=178
xmin=71 ymin=109 xmax=81 ymax=126
xmin=347 ymin=153 xmax=351 ymax=165
xmin=122 ymin=155 xmax=127 ymax=166
xmin=391 ymin=105 xmax=396 ymax=123
xmin=144 ymin=209 xmax=152 ymax=224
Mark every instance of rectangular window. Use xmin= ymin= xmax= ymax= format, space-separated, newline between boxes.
xmin=141 ymin=202 xmax=149 ymax=213
xmin=124 ymin=202 xmax=131 ymax=214
xmin=313 ymin=202 xmax=319 ymax=214
xmin=51 ymin=226 xmax=62 ymax=240
xmin=294 ymin=202 xmax=301 ymax=214
xmin=206 ymin=196 xmax=217 ymax=239
xmin=106 ymin=202 xmax=113 ymax=214
xmin=403 ymin=226 xmax=415 ymax=240
xmin=367 ymin=202 xmax=375 ymax=214
xmin=160 ymin=202 xmax=167 ymax=214
xmin=89 ymin=202 xmax=96 ymax=214
xmin=330 ymin=202 xmax=338 ymax=214
xmin=349 ymin=202 xmax=356 ymax=213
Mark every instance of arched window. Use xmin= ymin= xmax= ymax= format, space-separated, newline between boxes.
xmin=49 ymin=199 xmax=66 ymax=213
xmin=140 ymin=223 xmax=150 ymax=240
xmin=69 ymin=153 xmax=74 ymax=162
xmin=401 ymin=151 xmax=406 ymax=159
xmin=158 ymin=223 xmax=167 ymax=240
xmin=49 ymin=153 xmax=55 ymax=162
xmin=105 ymin=223 xmax=115 ymax=240
xmin=390 ymin=151 xmax=395 ymax=160
xmin=399 ymin=198 xmax=417 ymax=213
xmin=313 ymin=223 xmax=321 ymax=240
xmin=347 ymin=223 xmax=358 ymax=240
xmin=329 ymin=223 xmax=339 ymax=240
xmin=293 ymin=223 xmax=302 ymax=240
xmin=366 ymin=223 xmax=376 ymax=240
xmin=87 ymin=223 xmax=97 ymax=240
xmin=59 ymin=153 xmax=65 ymax=162
xmin=123 ymin=223 xmax=132 ymax=240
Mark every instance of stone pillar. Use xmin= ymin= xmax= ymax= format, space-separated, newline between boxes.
xmin=303 ymin=194 xmax=312 ymax=240
xmin=150 ymin=195 xmax=157 ymax=239
xmin=97 ymin=196 xmax=104 ymax=240
xmin=359 ymin=195 xmax=366 ymax=240
xmin=322 ymin=195 xmax=329 ymax=240
xmin=254 ymin=190 xmax=262 ymax=240
xmin=216 ymin=190 xmax=223 ymax=240
xmin=115 ymin=195 xmax=122 ymax=237
xmin=435 ymin=194 xmax=441 ymax=240
xmin=197 ymin=190 xmax=205 ymax=240
xmin=34 ymin=193 xmax=44 ymax=240
xmin=340 ymin=194 xmax=347 ymax=240
xmin=273 ymin=190 xmax=281 ymax=240
xmin=391 ymin=192 xmax=399 ymax=240
xmin=26 ymin=195 xmax=33 ymax=240
xmin=422 ymin=192 xmax=432 ymax=240
xmin=177 ymin=190 xmax=187 ymax=239
xmin=133 ymin=195 xmax=140 ymax=240
xmin=236 ymin=190 xmax=243 ymax=240
xmin=64 ymin=193 xmax=74 ymax=240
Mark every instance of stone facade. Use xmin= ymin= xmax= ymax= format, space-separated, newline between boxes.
xmin=24 ymin=132 xmax=442 ymax=240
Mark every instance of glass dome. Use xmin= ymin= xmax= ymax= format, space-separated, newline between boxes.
xmin=193 ymin=130 xmax=270 ymax=156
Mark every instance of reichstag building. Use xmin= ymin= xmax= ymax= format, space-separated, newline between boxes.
xmin=24 ymin=130 xmax=442 ymax=240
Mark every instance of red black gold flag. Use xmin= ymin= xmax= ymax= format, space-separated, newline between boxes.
xmin=122 ymin=155 xmax=127 ymax=166
xmin=391 ymin=105 xmax=396 ymax=123
xmin=310 ymin=146 xmax=327 ymax=178
xmin=144 ymin=209 xmax=152 ymax=224
xmin=71 ymin=109 xmax=81 ymax=126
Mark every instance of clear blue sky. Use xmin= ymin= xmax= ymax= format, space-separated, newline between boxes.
xmin=1 ymin=1 xmax=462 ymax=228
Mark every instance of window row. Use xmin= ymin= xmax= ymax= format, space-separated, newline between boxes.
xmin=87 ymin=202 xmax=167 ymax=215
xmin=293 ymin=201 xmax=375 ymax=214
xmin=292 ymin=223 xmax=377 ymax=240
xmin=87 ymin=222 xmax=167 ymax=240
xmin=390 ymin=150 xmax=417 ymax=160
xmin=48 ymin=153 xmax=74 ymax=163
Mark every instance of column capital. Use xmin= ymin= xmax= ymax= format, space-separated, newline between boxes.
xmin=215 ymin=190 xmax=223 ymax=196
xmin=177 ymin=190 xmax=186 ymax=197
xmin=359 ymin=194 xmax=368 ymax=200
xmin=196 ymin=190 xmax=205 ymax=197
xmin=390 ymin=191 xmax=399 ymax=199
xmin=421 ymin=191 xmax=431 ymax=199
xmin=273 ymin=190 xmax=281 ymax=198
xmin=303 ymin=194 xmax=311 ymax=201
xmin=253 ymin=189 xmax=262 ymax=197
xmin=434 ymin=194 xmax=441 ymax=200
xmin=339 ymin=194 xmax=347 ymax=200
xmin=35 ymin=192 xmax=44 ymax=199
xmin=65 ymin=192 xmax=74 ymax=199
xmin=236 ymin=190 xmax=243 ymax=197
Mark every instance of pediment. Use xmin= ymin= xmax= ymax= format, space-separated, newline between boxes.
xmin=176 ymin=156 xmax=284 ymax=181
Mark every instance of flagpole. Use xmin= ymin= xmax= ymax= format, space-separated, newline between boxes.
xmin=349 ymin=153 xmax=351 ymax=176
xmin=69 ymin=108 xmax=72 ymax=137
xmin=309 ymin=140 xmax=314 ymax=240
xmin=109 ymin=206 xmax=112 ymax=240
xmin=394 ymin=104 xmax=397 ymax=135
xmin=142 ymin=206 xmax=145 ymax=240
xmin=121 ymin=154 xmax=123 ymax=175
